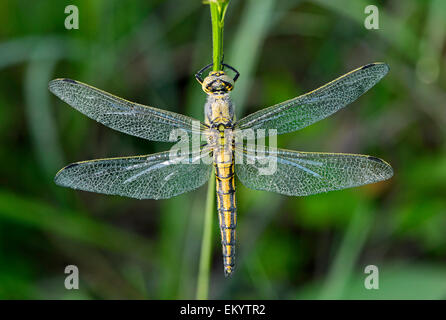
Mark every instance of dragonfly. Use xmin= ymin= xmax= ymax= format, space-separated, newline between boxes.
xmin=49 ymin=62 xmax=393 ymax=277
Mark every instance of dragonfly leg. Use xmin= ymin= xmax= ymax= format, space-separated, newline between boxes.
xmin=195 ymin=60 xmax=240 ymax=84
xmin=195 ymin=62 xmax=214 ymax=84
xmin=222 ymin=63 xmax=240 ymax=82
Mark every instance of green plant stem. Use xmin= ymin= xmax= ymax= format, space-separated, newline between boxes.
xmin=319 ymin=204 xmax=373 ymax=299
xmin=196 ymin=0 xmax=229 ymax=300
xmin=196 ymin=174 xmax=215 ymax=300
xmin=210 ymin=0 xmax=229 ymax=71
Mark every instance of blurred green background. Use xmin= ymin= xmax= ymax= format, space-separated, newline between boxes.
xmin=1 ymin=0 xmax=445 ymax=299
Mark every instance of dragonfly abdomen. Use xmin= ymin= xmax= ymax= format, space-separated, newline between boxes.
xmin=214 ymin=150 xmax=236 ymax=277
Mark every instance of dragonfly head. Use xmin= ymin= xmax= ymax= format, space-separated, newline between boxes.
xmin=202 ymin=71 xmax=234 ymax=95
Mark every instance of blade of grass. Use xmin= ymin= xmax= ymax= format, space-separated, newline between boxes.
xmin=196 ymin=174 xmax=215 ymax=300
xmin=318 ymin=204 xmax=373 ymax=299
xmin=227 ymin=0 xmax=276 ymax=116
xmin=25 ymin=43 xmax=64 ymax=178
xmin=209 ymin=0 xmax=229 ymax=71
xmin=0 ymin=189 xmax=153 ymax=263
xmin=311 ymin=0 xmax=446 ymax=130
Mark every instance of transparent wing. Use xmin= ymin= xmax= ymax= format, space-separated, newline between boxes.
xmin=235 ymin=146 xmax=393 ymax=196
xmin=49 ymin=78 xmax=206 ymax=142
xmin=235 ymin=63 xmax=389 ymax=136
xmin=54 ymin=148 xmax=213 ymax=200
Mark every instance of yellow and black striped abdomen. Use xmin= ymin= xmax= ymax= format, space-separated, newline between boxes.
xmin=214 ymin=147 xmax=236 ymax=277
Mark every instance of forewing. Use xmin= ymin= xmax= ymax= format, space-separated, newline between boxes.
xmin=49 ymin=78 xmax=205 ymax=142
xmin=235 ymin=146 xmax=393 ymax=196
xmin=235 ymin=63 xmax=389 ymax=136
xmin=54 ymin=149 xmax=213 ymax=200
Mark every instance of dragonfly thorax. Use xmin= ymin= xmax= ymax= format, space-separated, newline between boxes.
xmin=204 ymin=93 xmax=234 ymax=127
